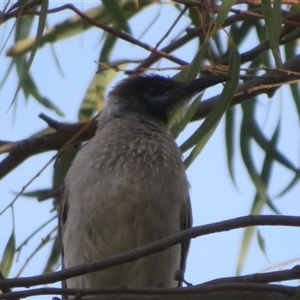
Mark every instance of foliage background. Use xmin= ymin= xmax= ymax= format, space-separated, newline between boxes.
xmin=0 ymin=0 xmax=300 ymax=299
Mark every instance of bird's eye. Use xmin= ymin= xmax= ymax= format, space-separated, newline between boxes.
xmin=147 ymin=86 xmax=169 ymax=97
xmin=148 ymin=86 xmax=159 ymax=94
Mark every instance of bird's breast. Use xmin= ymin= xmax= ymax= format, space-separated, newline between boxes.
xmin=63 ymin=122 xmax=189 ymax=287
xmin=93 ymin=131 xmax=183 ymax=178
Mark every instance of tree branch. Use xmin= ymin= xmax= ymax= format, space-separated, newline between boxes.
xmin=0 ymin=118 xmax=97 ymax=179
xmin=131 ymin=7 xmax=300 ymax=72
xmin=193 ymin=55 xmax=300 ymax=120
xmin=0 ymin=215 xmax=299 ymax=289
xmin=1 ymin=282 xmax=300 ymax=299
xmin=202 ymin=265 xmax=300 ymax=285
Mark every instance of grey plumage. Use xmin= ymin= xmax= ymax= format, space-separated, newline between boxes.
xmin=60 ymin=74 xmax=228 ymax=289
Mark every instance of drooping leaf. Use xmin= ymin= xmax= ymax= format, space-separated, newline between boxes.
xmin=284 ymin=40 xmax=300 ymax=124
xmin=236 ymin=121 xmax=280 ymax=275
xmin=215 ymin=0 xmax=234 ymax=27
xmin=189 ymin=6 xmax=201 ymax=28
xmin=261 ymin=0 xmax=282 ymax=67
xmin=13 ymin=62 xmax=64 ymax=115
xmin=99 ymin=32 xmax=118 ymax=64
xmin=48 ymin=38 xmax=65 ymax=78
xmin=176 ymin=39 xmax=210 ymax=82
xmin=0 ymin=228 xmax=16 ymax=278
xmin=229 ymin=19 xmax=256 ymax=49
xmin=16 ymin=189 xmax=53 ymax=199
xmin=225 ymin=107 xmax=237 ymax=186
xmin=0 ymin=61 xmax=14 ymax=89
xmin=78 ymin=69 xmax=116 ymax=121
xmin=6 ymin=1 xmax=152 ymax=57
xmin=102 ymin=0 xmax=131 ymax=34
xmin=181 ymin=40 xmax=240 ymax=168
xmin=254 ymin=21 xmax=271 ymax=67
xmin=275 ymin=172 xmax=300 ymax=198
xmin=240 ymin=100 xmax=264 ymax=193
xmin=53 ymin=145 xmax=81 ymax=190
xmin=257 ymin=229 xmax=270 ymax=262
xmin=252 ymin=119 xmax=299 ymax=173
xmin=10 ymin=0 xmax=49 ymax=108
xmin=43 ymin=236 xmax=60 ymax=274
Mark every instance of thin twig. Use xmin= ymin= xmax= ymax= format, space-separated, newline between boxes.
xmin=131 ymin=5 xmax=189 ymax=73
xmin=4 ymin=4 xmax=188 ymax=66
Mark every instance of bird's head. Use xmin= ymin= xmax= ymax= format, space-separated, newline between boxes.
xmin=108 ymin=74 xmax=230 ymax=127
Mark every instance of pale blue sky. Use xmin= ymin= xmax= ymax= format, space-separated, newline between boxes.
xmin=1 ymin=2 xmax=299 ymax=299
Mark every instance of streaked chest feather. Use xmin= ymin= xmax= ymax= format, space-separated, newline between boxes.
xmin=87 ymin=130 xmax=183 ymax=178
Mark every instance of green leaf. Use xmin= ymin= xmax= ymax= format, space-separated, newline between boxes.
xmin=10 ymin=0 xmax=49 ymax=108
xmin=78 ymin=69 xmax=116 ymax=121
xmin=0 ymin=229 xmax=16 ymax=278
xmin=236 ymin=120 xmax=280 ymax=275
xmin=240 ymin=101 xmax=264 ymax=193
xmin=43 ymin=237 xmax=60 ymax=274
xmin=254 ymin=21 xmax=271 ymax=67
xmin=285 ymin=44 xmax=300 ymax=124
xmin=242 ymin=99 xmax=300 ymax=200
xmin=26 ymin=0 xmax=49 ymax=69
xmin=53 ymin=145 xmax=81 ymax=188
xmin=181 ymin=40 xmax=240 ymax=168
xmin=215 ymin=0 xmax=234 ymax=27
xmin=6 ymin=2 xmax=152 ymax=57
xmin=175 ymin=40 xmax=210 ymax=82
xmin=14 ymin=65 xmax=64 ymax=115
xmin=225 ymin=107 xmax=237 ymax=186
xmin=99 ymin=32 xmax=118 ymax=64
xmin=14 ymin=10 xmax=34 ymax=42
xmin=261 ymin=0 xmax=282 ymax=67
xmin=48 ymin=38 xmax=65 ymax=78
xmin=213 ymin=30 xmax=225 ymax=56
xmin=252 ymin=119 xmax=299 ymax=173
xmin=6 ymin=5 xmax=104 ymax=56
xmin=0 ymin=61 xmax=14 ymax=90
xmin=102 ymin=0 xmax=131 ymax=34
xmin=229 ymin=20 xmax=256 ymax=49
xmin=257 ymin=230 xmax=270 ymax=262
xmin=189 ymin=7 xmax=201 ymax=28
xmin=171 ymin=40 xmax=222 ymax=136
xmin=275 ymin=172 xmax=300 ymax=198
xmin=16 ymin=189 xmax=52 ymax=199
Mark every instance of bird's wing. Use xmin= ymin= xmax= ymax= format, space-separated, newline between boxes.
xmin=58 ymin=184 xmax=69 ymax=290
xmin=178 ymin=194 xmax=193 ymax=287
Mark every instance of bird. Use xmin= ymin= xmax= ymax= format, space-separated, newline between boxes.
xmin=60 ymin=74 xmax=229 ymax=290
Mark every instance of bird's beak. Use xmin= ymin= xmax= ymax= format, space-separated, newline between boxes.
xmin=171 ymin=76 xmax=231 ymax=100
xmin=149 ymin=76 xmax=230 ymax=111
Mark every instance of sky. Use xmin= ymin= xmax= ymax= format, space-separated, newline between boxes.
xmin=0 ymin=1 xmax=300 ymax=299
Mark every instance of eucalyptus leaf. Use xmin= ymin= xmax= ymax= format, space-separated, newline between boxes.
xmin=261 ymin=0 xmax=282 ymax=67
xmin=0 ymin=229 xmax=16 ymax=278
